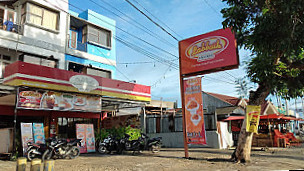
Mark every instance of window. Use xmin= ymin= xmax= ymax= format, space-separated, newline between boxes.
xmin=23 ymin=3 xmax=59 ymax=31
xmin=68 ymin=62 xmax=112 ymax=78
xmin=23 ymin=55 xmax=57 ymax=68
xmin=70 ymin=30 xmax=77 ymax=49
xmin=204 ymin=113 xmax=217 ymax=131
xmin=0 ymin=55 xmax=12 ymax=78
xmin=83 ymin=25 xmax=111 ymax=48
xmin=87 ymin=67 xmax=111 ymax=78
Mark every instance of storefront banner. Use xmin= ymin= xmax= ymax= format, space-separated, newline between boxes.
xmin=246 ymin=105 xmax=261 ymax=133
xmin=179 ymin=28 xmax=239 ymax=76
xmin=76 ymin=124 xmax=87 ymax=153
xmin=17 ymin=88 xmax=101 ymax=112
xmin=20 ymin=123 xmax=33 ymax=155
xmin=183 ymin=77 xmax=206 ymax=144
xmin=85 ymin=124 xmax=95 ymax=153
xmin=4 ymin=61 xmax=151 ymax=102
xmin=33 ymin=123 xmax=45 ymax=144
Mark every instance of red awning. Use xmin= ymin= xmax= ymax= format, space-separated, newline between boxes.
xmin=223 ymin=116 xmax=245 ymax=121
xmin=260 ymin=114 xmax=282 ymax=120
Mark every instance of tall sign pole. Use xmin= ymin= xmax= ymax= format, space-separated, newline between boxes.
xmin=179 ymin=28 xmax=239 ymax=158
xmin=179 ymin=57 xmax=189 ymax=158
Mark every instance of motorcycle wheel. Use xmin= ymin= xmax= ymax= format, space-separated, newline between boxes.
xmin=42 ymin=149 xmax=52 ymax=161
xmin=98 ymin=145 xmax=107 ymax=154
xmin=151 ymin=144 xmax=161 ymax=153
xmin=27 ymin=149 xmax=37 ymax=161
xmin=69 ymin=147 xmax=80 ymax=159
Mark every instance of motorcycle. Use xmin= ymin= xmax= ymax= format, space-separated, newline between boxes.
xmin=98 ymin=135 xmax=121 ymax=154
xmin=141 ymin=133 xmax=162 ymax=153
xmin=26 ymin=141 xmax=48 ymax=161
xmin=42 ymin=138 xmax=81 ymax=161
xmin=119 ymin=133 xmax=162 ymax=154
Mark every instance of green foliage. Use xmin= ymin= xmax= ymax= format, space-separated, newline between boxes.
xmin=95 ymin=126 xmax=142 ymax=142
xmin=222 ymin=0 xmax=304 ymax=99
xmin=125 ymin=126 xmax=141 ymax=141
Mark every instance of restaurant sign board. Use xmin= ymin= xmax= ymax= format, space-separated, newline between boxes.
xmin=179 ymin=28 xmax=239 ymax=76
xmin=17 ymin=88 xmax=101 ymax=112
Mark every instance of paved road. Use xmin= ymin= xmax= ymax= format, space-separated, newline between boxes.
xmin=1 ymin=147 xmax=304 ymax=171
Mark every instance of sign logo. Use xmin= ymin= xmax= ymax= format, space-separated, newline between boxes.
xmin=69 ymin=75 xmax=99 ymax=92
xmin=185 ymin=36 xmax=229 ymax=62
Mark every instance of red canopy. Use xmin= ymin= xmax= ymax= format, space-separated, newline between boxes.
xmin=260 ymin=114 xmax=282 ymax=120
xmin=223 ymin=116 xmax=245 ymax=121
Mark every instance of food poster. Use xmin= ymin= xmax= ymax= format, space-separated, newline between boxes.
xmin=246 ymin=105 xmax=261 ymax=133
xmin=17 ymin=88 xmax=101 ymax=112
xmin=76 ymin=124 xmax=87 ymax=153
xmin=183 ymin=77 xmax=206 ymax=144
xmin=85 ymin=124 xmax=96 ymax=152
xmin=17 ymin=90 xmax=43 ymax=109
xmin=20 ymin=123 xmax=33 ymax=155
xmin=33 ymin=123 xmax=45 ymax=144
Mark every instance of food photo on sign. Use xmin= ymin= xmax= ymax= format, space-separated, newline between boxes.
xmin=183 ymin=77 xmax=206 ymax=145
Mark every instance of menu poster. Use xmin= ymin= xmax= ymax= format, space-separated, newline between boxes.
xmin=17 ymin=88 xmax=101 ymax=112
xmin=76 ymin=124 xmax=95 ymax=153
xmin=33 ymin=123 xmax=45 ymax=144
xmin=18 ymin=90 xmax=43 ymax=109
xmin=183 ymin=77 xmax=207 ymax=145
xmin=85 ymin=124 xmax=96 ymax=152
xmin=76 ymin=124 xmax=87 ymax=153
xmin=20 ymin=123 xmax=33 ymax=155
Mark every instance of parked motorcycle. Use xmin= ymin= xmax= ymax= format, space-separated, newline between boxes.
xmin=119 ymin=133 xmax=162 ymax=154
xmin=26 ymin=141 xmax=48 ymax=161
xmin=141 ymin=133 xmax=162 ymax=153
xmin=98 ymin=135 xmax=121 ymax=154
xmin=42 ymin=138 xmax=81 ymax=161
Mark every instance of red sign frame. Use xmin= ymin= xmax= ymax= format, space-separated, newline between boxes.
xmin=179 ymin=28 xmax=239 ymax=76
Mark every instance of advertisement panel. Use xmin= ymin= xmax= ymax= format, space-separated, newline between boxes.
xmin=76 ymin=124 xmax=95 ymax=153
xmin=17 ymin=88 xmax=101 ymax=112
xmin=76 ymin=124 xmax=87 ymax=153
xmin=183 ymin=77 xmax=206 ymax=144
xmin=246 ymin=105 xmax=261 ymax=133
xmin=20 ymin=123 xmax=33 ymax=155
xmin=33 ymin=123 xmax=45 ymax=144
xmin=85 ymin=124 xmax=96 ymax=152
xmin=179 ymin=28 xmax=239 ymax=76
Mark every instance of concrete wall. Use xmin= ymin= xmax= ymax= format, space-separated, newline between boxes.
xmin=0 ymin=0 xmax=68 ymax=69
xmin=148 ymin=132 xmax=184 ymax=148
xmin=202 ymin=92 xmax=232 ymax=113
xmin=66 ymin=9 xmax=117 ymax=78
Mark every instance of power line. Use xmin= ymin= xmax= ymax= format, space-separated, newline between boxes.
xmin=131 ymin=0 xmax=183 ymax=40
xmin=202 ymin=0 xmax=222 ymax=18
xmin=50 ymin=0 xmax=180 ymax=67
xmin=66 ymin=0 xmax=179 ymax=60
xmin=90 ymin=0 xmax=178 ymax=48
xmin=124 ymin=0 xmax=180 ymax=41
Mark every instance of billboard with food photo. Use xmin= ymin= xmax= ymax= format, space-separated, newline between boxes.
xmin=17 ymin=88 xmax=101 ymax=112
xmin=179 ymin=28 xmax=239 ymax=76
xmin=184 ymin=77 xmax=206 ymax=144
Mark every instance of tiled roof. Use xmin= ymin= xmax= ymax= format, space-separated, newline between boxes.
xmin=204 ymin=91 xmax=241 ymax=106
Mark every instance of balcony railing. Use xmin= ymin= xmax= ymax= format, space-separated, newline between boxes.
xmin=0 ymin=18 xmax=22 ymax=34
xmin=68 ymin=38 xmax=87 ymax=52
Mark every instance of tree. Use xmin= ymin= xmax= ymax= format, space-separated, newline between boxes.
xmin=221 ymin=0 xmax=304 ymax=162
xmin=235 ymin=77 xmax=252 ymax=99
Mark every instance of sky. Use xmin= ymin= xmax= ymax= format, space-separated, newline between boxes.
xmin=69 ymin=0 xmax=303 ymax=112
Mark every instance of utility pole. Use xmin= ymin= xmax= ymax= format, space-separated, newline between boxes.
xmin=160 ymin=97 xmax=163 ymax=133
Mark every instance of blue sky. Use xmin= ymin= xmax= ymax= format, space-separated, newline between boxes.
xmin=69 ymin=0 xmax=302 ymax=111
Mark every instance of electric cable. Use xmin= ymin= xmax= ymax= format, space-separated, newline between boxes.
xmin=124 ymin=0 xmax=180 ymax=41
